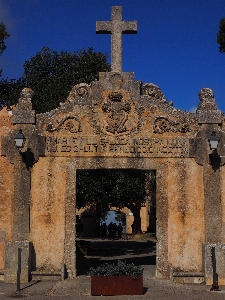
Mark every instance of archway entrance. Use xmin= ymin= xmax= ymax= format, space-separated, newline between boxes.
xmin=75 ymin=168 xmax=156 ymax=276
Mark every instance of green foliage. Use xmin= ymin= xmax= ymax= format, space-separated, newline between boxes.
xmin=76 ymin=169 xmax=156 ymax=233
xmin=88 ymin=260 xmax=143 ymax=279
xmin=217 ymin=18 xmax=225 ymax=53
xmin=115 ymin=211 xmax=126 ymax=225
xmin=0 ymin=46 xmax=110 ymax=113
xmin=0 ymin=22 xmax=10 ymax=77
xmin=100 ymin=210 xmax=110 ymax=223
xmin=22 ymin=47 xmax=110 ymax=113
xmin=0 ymin=78 xmax=25 ymax=108
xmin=76 ymin=169 xmax=153 ymax=209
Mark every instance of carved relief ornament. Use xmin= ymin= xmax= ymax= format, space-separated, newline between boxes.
xmin=46 ymin=116 xmax=80 ymax=133
xmin=154 ymin=116 xmax=191 ymax=134
xmin=102 ymin=91 xmax=131 ymax=134
xmin=67 ymin=83 xmax=90 ymax=101
xmin=89 ymin=90 xmax=142 ymax=136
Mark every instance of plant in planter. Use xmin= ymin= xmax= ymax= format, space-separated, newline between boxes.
xmin=88 ymin=260 xmax=144 ymax=295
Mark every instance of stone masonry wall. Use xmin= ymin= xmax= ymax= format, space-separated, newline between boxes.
xmin=30 ymin=157 xmax=67 ymax=272
xmin=167 ymin=158 xmax=205 ymax=272
xmin=0 ymin=108 xmax=14 ymax=272
xmin=220 ymin=166 xmax=225 ymax=244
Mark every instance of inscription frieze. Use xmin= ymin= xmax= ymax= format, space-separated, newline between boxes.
xmin=45 ymin=135 xmax=189 ymax=158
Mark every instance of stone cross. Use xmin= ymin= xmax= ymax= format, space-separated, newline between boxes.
xmin=96 ymin=6 xmax=137 ymax=73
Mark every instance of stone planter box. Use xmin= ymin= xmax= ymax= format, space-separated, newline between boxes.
xmin=91 ymin=276 xmax=143 ymax=295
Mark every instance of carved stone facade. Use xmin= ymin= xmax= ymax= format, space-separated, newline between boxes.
xmin=1 ymin=5 xmax=225 ymax=287
xmin=1 ymin=73 xmax=225 ymax=285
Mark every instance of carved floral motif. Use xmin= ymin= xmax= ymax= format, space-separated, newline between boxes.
xmin=154 ymin=117 xmax=191 ymax=134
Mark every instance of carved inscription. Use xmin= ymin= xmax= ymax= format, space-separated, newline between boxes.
xmin=46 ymin=136 xmax=189 ymax=157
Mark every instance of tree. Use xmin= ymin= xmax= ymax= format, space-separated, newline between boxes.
xmin=0 ymin=22 xmax=10 ymax=77
xmin=23 ymin=47 xmax=110 ymax=113
xmin=0 ymin=46 xmax=110 ymax=112
xmin=0 ymin=78 xmax=25 ymax=108
xmin=115 ymin=211 xmax=126 ymax=225
xmin=76 ymin=169 xmax=156 ymax=233
xmin=217 ymin=18 xmax=225 ymax=53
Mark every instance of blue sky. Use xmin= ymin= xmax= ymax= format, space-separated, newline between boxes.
xmin=1 ymin=0 xmax=225 ymax=112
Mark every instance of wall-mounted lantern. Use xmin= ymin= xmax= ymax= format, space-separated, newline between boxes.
xmin=14 ymin=130 xmax=25 ymax=148
xmin=209 ymin=132 xmax=219 ymax=150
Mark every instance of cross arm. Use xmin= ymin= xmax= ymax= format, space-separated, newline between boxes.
xmin=122 ymin=21 xmax=137 ymax=34
xmin=96 ymin=21 xmax=112 ymax=34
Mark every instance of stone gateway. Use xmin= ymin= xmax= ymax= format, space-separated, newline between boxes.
xmin=1 ymin=6 xmax=225 ymax=286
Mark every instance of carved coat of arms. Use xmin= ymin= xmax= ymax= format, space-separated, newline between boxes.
xmin=102 ymin=92 xmax=131 ymax=134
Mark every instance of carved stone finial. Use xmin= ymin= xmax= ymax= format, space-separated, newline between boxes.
xmin=13 ymin=88 xmax=36 ymax=124
xmin=20 ymin=88 xmax=34 ymax=100
xmin=197 ymin=88 xmax=218 ymax=111
xmin=17 ymin=88 xmax=34 ymax=111
xmin=196 ymin=88 xmax=222 ymax=124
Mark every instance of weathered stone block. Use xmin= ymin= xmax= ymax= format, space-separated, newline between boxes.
xmin=197 ymin=111 xmax=222 ymax=124
xmin=12 ymin=110 xmax=36 ymax=124
xmin=4 ymin=241 xmax=32 ymax=283
xmin=203 ymin=244 xmax=225 ymax=285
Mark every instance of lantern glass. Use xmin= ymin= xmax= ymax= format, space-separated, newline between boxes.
xmin=209 ymin=132 xmax=219 ymax=150
xmin=14 ymin=130 xmax=25 ymax=148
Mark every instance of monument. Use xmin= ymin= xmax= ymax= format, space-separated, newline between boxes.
xmin=1 ymin=6 xmax=225 ymax=285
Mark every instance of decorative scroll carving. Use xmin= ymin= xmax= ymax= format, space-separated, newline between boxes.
xmin=67 ymin=83 xmax=90 ymax=101
xmin=141 ymin=83 xmax=173 ymax=106
xmin=154 ymin=117 xmax=191 ymax=134
xmin=102 ymin=92 xmax=131 ymax=134
xmin=46 ymin=116 xmax=80 ymax=133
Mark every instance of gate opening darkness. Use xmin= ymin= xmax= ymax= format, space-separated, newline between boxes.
xmin=75 ymin=169 xmax=156 ymax=276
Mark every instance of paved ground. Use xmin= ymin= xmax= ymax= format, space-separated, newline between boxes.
xmin=1 ymin=238 xmax=225 ymax=299
xmin=1 ymin=269 xmax=225 ymax=300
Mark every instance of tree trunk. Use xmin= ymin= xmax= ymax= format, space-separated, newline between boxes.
xmin=130 ymin=205 xmax=142 ymax=234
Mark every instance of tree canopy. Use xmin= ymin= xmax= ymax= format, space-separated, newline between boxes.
xmin=0 ymin=78 xmax=25 ymax=110
xmin=217 ymin=18 xmax=225 ymax=53
xmin=0 ymin=22 xmax=10 ymax=77
xmin=0 ymin=46 xmax=110 ymax=112
xmin=76 ymin=169 xmax=156 ymax=233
